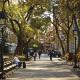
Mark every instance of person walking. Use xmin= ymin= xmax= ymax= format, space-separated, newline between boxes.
xmin=33 ymin=52 xmax=37 ymax=61
xmin=48 ymin=50 xmax=53 ymax=61
xmin=38 ymin=50 xmax=42 ymax=59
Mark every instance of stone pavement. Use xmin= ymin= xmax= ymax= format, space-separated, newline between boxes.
xmin=7 ymin=55 xmax=80 ymax=80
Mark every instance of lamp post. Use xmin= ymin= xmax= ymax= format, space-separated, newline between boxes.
xmin=0 ymin=26 xmax=6 ymax=79
xmin=0 ymin=0 xmax=6 ymax=79
xmin=73 ymin=26 xmax=78 ymax=68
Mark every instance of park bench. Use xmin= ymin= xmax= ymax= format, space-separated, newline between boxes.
xmin=0 ymin=60 xmax=17 ymax=79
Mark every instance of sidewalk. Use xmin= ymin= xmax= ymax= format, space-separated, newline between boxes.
xmin=7 ymin=57 xmax=80 ymax=80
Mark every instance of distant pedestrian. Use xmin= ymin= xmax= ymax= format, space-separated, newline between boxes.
xmin=48 ymin=50 xmax=53 ymax=61
xmin=30 ymin=49 xmax=34 ymax=57
xmin=38 ymin=50 xmax=42 ymax=59
xmin=33 ymin=52 xmax=37 ymax=61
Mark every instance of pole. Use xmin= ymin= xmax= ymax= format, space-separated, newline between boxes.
xmin=73 ymin=36 xmax=78 ymax=68
xmin=0 ymin=28 xmax=5 ymax=79
xmin=0 ymin=43 xmax=4 ymax=79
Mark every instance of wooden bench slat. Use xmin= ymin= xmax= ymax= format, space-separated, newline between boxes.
xmin=4 ymin=64 xmax=16 ymax=71
xmin=0 ymin=60 xmax=17 ymax=75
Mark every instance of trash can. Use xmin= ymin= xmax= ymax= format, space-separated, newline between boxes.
xmin=23 ymin=61 xmax=26 ymax=68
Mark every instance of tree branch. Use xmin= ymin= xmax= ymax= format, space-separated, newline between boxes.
xmin=9 ymin=18 xmax=17 ymax=34
xmin=12 ymin=19 xmax=21 ymax=32
xmin=25 ymin=5 xmax=35 ymax=21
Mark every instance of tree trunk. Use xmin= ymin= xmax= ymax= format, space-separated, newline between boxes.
xmin=73 ymin=14 xmax=79 ymax=52
xmin=66 ymin=30 xmax=70 ymax=53
xmin=14 ymin=38 xmax=24 ymax=55
xmin=53 ymin=6 xmax=65 ymax=55
xmin=55 ymin=26 xmax=65 ymax=55
xmin=77 ymin=31 xmax=80 ymax=51
xmin=24 ymin=43 xmax=29 ymax=61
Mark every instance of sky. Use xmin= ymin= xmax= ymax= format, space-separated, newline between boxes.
xmin=11 ymin=0 xmax=18 ymax=4
xmin=11 ymin=0 xmax=27 ymax=4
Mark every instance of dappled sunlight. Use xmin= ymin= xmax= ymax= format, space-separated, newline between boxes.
xmin=7 ymin=70 xmax=79 ymax=80
xmin=7 ymin=77 xmax=73 ymax=80
xmin=27 ymin=67 xmax=49 ymax=70
xmin=7 ymin=77 xmax=80 ymax=80
xmin=0 ymin=0 xmax=80 ymax=80
xmin=7 ymin=58 xmax=79 ymax=80
xmin=7 ymin=63 xmax=78 ymax=80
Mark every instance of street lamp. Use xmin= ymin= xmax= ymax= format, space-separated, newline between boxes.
xmin=73 ymin=26 xmax=78 ymax=68
xmin=0 ymin=0 xmax=6 ymax=79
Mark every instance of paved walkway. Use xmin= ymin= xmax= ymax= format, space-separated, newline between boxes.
xmin=7 ymin=54 xmax=80 ymax=80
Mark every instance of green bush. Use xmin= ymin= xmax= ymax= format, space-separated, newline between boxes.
xmin=19 ymin=56 xmax=26 ymax=61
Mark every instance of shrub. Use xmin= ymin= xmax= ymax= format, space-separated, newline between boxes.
xmin=19 ymin=56 xmax=26 ymax=61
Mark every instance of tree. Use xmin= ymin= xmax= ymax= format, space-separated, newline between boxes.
xmin=3 ymin=0 xmax=38 ymax=55
xmin=3 ymin=0 xmax=51 ymax=56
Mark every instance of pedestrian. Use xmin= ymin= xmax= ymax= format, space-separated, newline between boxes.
xmin=38 ymin=50 xmax=42 ymax=59
xmin=48 ymin=50 xmax=53 ymax=61
xmin=30 ymin=49 xmax=34 ymax=57
xmin=33 ymin=52 xmax=37 ymax=61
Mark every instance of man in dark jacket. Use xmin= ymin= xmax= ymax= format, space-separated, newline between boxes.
xmin=48 ymin=50 xmax=53 ymax=61
xmin=38 ymin=50 xmax=42 ymax=59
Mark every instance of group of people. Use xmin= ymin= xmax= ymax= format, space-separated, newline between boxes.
xmin=26 ymin=49 xmax=61 ymax=61
xmin=13 ymin=49 xmax=61 ymax=68
xmin=23 ymin=47 xmax=42 ymax=61
xmin=48 ymin=50 xmax=61 ymax=61
xmin=29 ymin=49 xmax=42 ymax=61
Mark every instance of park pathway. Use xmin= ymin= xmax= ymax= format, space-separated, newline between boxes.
xmin=7 ymin=54 xmax=80 ymax=80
